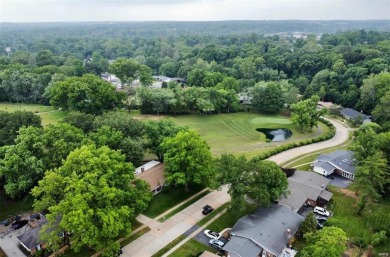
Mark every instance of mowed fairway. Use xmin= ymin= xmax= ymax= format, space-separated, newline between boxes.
xmin=168 ymin=112 xmax=329 ymax=158
xmin=0 ymin=103 xmax=67 ymax=125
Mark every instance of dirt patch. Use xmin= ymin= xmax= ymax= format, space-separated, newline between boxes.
xmin=338 ymin=188 xmax=359 ymax=200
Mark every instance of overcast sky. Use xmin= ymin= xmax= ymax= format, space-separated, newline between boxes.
xmin=1 ymin=0 xmax=389 ymax=22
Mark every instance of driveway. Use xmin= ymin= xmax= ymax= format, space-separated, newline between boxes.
xmin=0 ymin=229 xmax=27 ymax=257
xmin=328 ymin=174 xmax=352 ymax=188
xmin=268 ymin=118 xmax=352 ymax=165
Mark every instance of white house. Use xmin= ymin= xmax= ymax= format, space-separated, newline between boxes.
xmin=311 ymin=150 xmax=356 ymax=180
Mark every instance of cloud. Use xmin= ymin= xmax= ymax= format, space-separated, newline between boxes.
xmin=1 ymin=0 xmax=389 ymax=22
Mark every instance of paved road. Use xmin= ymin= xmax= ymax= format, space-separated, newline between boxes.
xmin=268 ymin=118 xmax=352 ymax=165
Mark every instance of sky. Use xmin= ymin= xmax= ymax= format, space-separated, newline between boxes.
xmin=0 ymin=0 xmax=389 ymax=22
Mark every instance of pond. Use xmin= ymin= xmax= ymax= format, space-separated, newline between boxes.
xmin=256 ymin=128 xmax=292 ymax=142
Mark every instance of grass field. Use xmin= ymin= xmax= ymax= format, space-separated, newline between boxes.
xmin=0 ymin=194 xmax=33 ymax=220
xmin=0 ymin=102 xmax=67 ymax=125
xmin=327 ymin=188 xmax=390 ymax=257
xmin=133 ymin=112 xmax=329 ymax=158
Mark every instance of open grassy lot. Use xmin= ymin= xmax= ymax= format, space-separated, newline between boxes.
xmin=327 ymin=188 xmax=390 ymax=256
xmin=143 ymin=184 xmax=204 ymax=218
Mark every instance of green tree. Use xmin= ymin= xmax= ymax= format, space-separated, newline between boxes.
xmin=216 ymin=76 xmax=239 ymax=93
xmin=109 ymin=58 xmax=153 ymax=86
xmin=93 ymin=112 xmax=144 ymax=139
xmin=48 ymin=74 xmax=126 ymax=115
xmin=85 ymin=51 xmax=109 ymax=75
xmin=144 ymin=119 xmax=185 ymax=162
xmin=298 ymin=211 xmax=317 ymax=236
xmin=161 ymin=130 xmax=213 ymax=192
xmin=349 ymin=126 xmax=381 ymax=162
xmin=0 ymin=110 xmax=42 ymax=146
xmin=62 ymin=112 xmax=95 ymax=133
xmin=251 ymin=82 xmax=284 ymax=113
xmin=372 ymin=91 xmax=390 ymax=124
xmin=301 ymin=227 xmax=348 ymax=257
xmin=291 ymin=96 xmax=325 ymax=132
xmin=0 ymin=126 xmax=45 ymax=198
xmin=32 ymin=145 xmax=152 ymax=254
xmin=213 ymin=155 xmax=288 ymax=213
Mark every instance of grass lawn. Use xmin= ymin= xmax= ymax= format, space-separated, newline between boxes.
xmin=59 ymin=246 xmax=95 ymax=257
xmin=159 ymin=190 xmax=211 ymax=222
xmin=327 ymin=188 xmax=390 ymax=256
xmin=168 ymin=239 xmax=220 ymax=257
xmin=0 ymin=102 xmax=67 ymax=125
xmin=143 ymin=184 xmax=204 ymax=218
xmin=0 ymin=194 xmax=33 ymax=220
xmin=132 ymin=112 xmax=329 ymax=158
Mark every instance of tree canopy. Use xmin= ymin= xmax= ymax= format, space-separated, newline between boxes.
xmin=32 ymin=144 xmax=152 ymax=254
xmin=161 ymin=130 xmax=214 ymax=192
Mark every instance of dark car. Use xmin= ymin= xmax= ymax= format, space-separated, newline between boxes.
xmin=202 ymin=205 xmax=214 ymax=215
xmin=11 ymin=220 xmax=28 ymax=230
xmin=1 ymin=219 xmax=10 ymax=226
xmin=316 ymin=216 xmax=327 ymax=223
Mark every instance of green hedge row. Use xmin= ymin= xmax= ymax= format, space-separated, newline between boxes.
xmin=253 ymin=118 xmax=336 ymax=162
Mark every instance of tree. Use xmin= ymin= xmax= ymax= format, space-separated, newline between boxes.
xmin=0 ymin=126 xmax=45 ymax=198
xmin=32 ymin=145 xmax=152 ymax=254
xmin=213 ymin=154 xmax=288 ymax=213
xmin=109 ymin=58 xmax=153 ymax=86
xmin=372 ymin=91 xmax=390 ymax=124
xmin=301 ymin=227 xmax=348 ymax=257
xmin=144 ymin=119 xmax=185 ymax=162
xmin=291 ymin=96 xmax=326 ymax=132
xmin=161 ymin=130 xmax=213 ymax=192
xmin=48 ymin=74 xmax=126 ymax=115
xmin=62 ymin=112 xmax=95 ymax=133
xmin=349 ymin=126 xmax=381 ymax=162
xmin=251 ymin=82 xmax=284 ymax=113
xmin=298 ymin=211 xmax=317 ymax=236
xmin=85 ymin=52 xmax=109 ymax=75
xmin=93 ymin=112 xmax=144 ymax=139
xmin=0 ymin=110 xmax=42 ymax=146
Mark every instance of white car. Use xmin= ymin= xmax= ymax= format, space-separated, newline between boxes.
xmin=209 ymin=239 xmax=225 ymax=250
xmin=204 ymin=230 xmax=220 ymax=239
xmin=313 ymin=206 xmax=330 ymax=217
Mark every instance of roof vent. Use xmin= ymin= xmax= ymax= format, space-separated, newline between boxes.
xmin=286 ymin=228 xmax=291 ymax=238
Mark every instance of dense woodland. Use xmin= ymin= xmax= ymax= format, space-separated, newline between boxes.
xmin=1 ymin=22 xmax=390 ymax=122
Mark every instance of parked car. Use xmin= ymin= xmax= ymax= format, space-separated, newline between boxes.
xmin=202 ymin=205 xmax=214 ymax=215
xmin=209 ymin=239 xmax=225 ymax=250
xmin=11 ymin=220 xmax=28 ymax=229
xmin=204 ymin=229 xmax=220 ymax=239
xmin=316 ymin=216 xmax=327 ymax=223
xmin=313 ymin=206 xmax=330 ymax=217
xmin=262 ymin=250 xmax=267 ymax=257
xmin=316 ymin=220 xmax=324 ymax=229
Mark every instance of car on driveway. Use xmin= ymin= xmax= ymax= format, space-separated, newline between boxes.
xmin=204 ymin=229 xmax=220 ymax=239
xmin=202 ymin=205 xmax=214 ymax=215
xmin=11 ymin=220 xmax=28 ymax=229
xmin=209 ymin=239 xmax=225 ymax=250
xmin=316 ymin=216 xmax=327 ymax=223
xmin=313 ymin=206 xmax=330 ymax=217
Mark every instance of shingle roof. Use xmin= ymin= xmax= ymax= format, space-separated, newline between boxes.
xmin=224 ymin=205 xmax=303 ymax=256
xmin=312 ymin=162 xmax=335 ymax=172
xmin=279 ymin=171 xmax=332 ymax=211
xmin=340 ymin=108 xmax=369 ymax=120
xmin=315 ymin=150 xmax=356 ymax=174
xmin=319 ymin=190 xmax=333 ymax=201
xmin=222 ymin=236 xmax=262 ymax=257
xmin=136 ymin=163 xmax=165 ymax=190
xmin=17 ymin=217 xmax=48 ymax=250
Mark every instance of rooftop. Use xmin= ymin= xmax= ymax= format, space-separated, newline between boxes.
xmin=315 ymin=150 xmax=355 ymax=174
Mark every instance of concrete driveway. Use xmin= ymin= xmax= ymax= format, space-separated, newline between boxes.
xmin=0 ymin=229 xmax=27 ymax=257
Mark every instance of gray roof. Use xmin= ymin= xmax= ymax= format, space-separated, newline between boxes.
xmin=319 ymin=190 xmax=333 ymax=201
xmin=224 ymin=205 xmax=303 ymax=256
xmin=340 ymin=108 xmax=369 ymax=120
xmin=17 ymin=218 xmax=48 ymax=250
xmin=279 ymin=171 xmax=332 ymax=211
xmin=315 ymin=150 xmax=356 ymax=174
xmin=222 ymin=236 xmax=262 ymax=257
xmin=312 ymin=161 xmax=335 ymax=172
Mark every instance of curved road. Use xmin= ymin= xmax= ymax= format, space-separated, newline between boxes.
xmin=268 ymin=117 xmax=352 ymax=165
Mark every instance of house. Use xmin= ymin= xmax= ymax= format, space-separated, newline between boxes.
xmin=17 ymin=215 xmax=49 ymax=254
xmin=278 ymin=171 xmax=333 ymax=213
xmin=311 ymin=150 xmax=356 ymax=180
xmin=340 ymin=108 xmax=371 ymax=123
xmin=223 ymin=205 xmax=303 ymax=257
xmin=153 ymin=75 xmax=186 ymax=84
xmin=101 ymin=73 xmax=123 ymax=89
xmin=135 ymin=161 xmax=165 ymax=195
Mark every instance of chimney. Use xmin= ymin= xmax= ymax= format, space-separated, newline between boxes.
xmin=286 ymin=228 xmax=291 ymax=238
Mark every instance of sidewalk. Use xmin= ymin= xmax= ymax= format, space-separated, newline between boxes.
xmin=121 ymin=186 xmax=230 ymax=257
